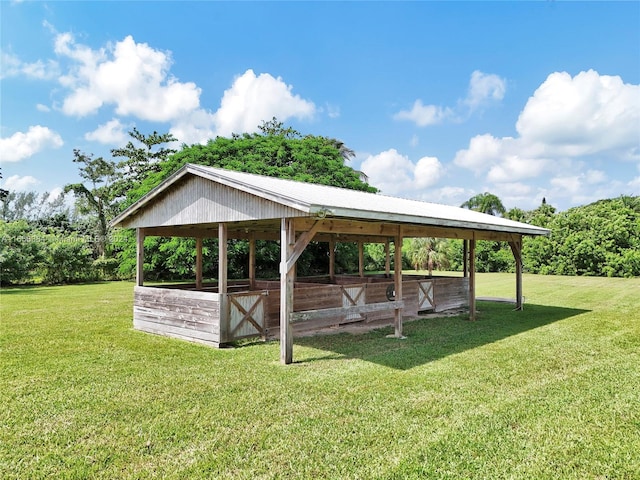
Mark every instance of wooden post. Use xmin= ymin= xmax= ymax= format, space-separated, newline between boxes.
xmin=393 ymin=226 xmax=404 ymax=337
xmin=280 ymin=218 xmax=295 ymax=364
xmin=358 ymin=241 xmax=364 ymax=277
xmin=136 ymin=228 xmax=145 ymax=286
xmin=248 ymin=234 xmax=256 ymax=290
xmin=509 ymin=237 xmax=523 ymax=310
xmin=195 ymin=237 xmax=203 ymax=290
xmin=469 ymin=235 xmax=476 ymax=321
xmin=329 ymin=235 xmax=335 ymax=282
xmin=384 ymin=239 xmax=391 ymax=277
xmin=462 ymin=239 xmax=468 ymax=278
xmin=218 ymin=223 xmax=228 ymax=341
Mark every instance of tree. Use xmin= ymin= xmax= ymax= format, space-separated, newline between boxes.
xmin=522 ymin=196 xmax=640 ymax=277
xmin=461 ymin=192 xmax=506 ymax=216
xmin=505 ymin=207 xmax=527 ymax=222
xmin=327 ymin=138 xmax=356 ymax=162
xmin=257 ymin=117 xmax=301 ymax=139
xmin=111 ymin=128 xmax=177 ymax=200
xmin=407 ymin=237 xmax=450 ymax=275
xmin=64 ymin=150 xmax=117 ymax=257
xmin=0 ymin=190 xmax=68 ymax=223
xmin=116 ymin=120 xmax=373 ymax=279
xmin=127 ymin=119 xmax=374 ymax=205
xmin=0 ymin=168 xmax=8 ymax=200
xmin=0 ymin=220 xmax=46 ymax=284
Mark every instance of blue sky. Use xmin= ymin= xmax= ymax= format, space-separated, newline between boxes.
xmin=1 ymin=1 xmax=639 ymax=212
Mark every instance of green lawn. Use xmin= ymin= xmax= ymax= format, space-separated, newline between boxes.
xmin=1 ymin=274 xmax=639 ymax=479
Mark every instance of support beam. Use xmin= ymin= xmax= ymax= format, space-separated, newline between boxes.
xmin=358 ymin=241 xmax=364 ymax=277
xmin=195 ymin=237 xmax=203 ymax=290
xmin=136 ymin=228 xmax=145 ymax=286
xmin=218 ymin=223 xmax=228 ymax=341
xmin=248 ymin=234 xmax=256 ymax=290
xmin=329 ymin=235 xmax=335 ymax=282
xmin=384 ymin=239 xmax=391 ymax=277
xmin=393 ymin=226 xmax=404 ymax=337
xmin=509 ymin=237 xmax=523 ymax=310
xmin=469 ymin=235 xmax=476 ymax=321
xmin=285 ymin=220 xmax=322 ymax=273
xmin=280 ymin=218 xmax=295 ymax=364
xmin=462 ymin=239 xmax=468 ymax=278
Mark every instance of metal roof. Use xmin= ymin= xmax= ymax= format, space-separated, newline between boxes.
xmin=112 ymin=163 xmax=549 ymax=236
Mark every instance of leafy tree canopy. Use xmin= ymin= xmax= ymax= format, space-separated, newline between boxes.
xmin=126 ymin=118 xmax=375 ymax=205
xmin=111 ymin=127 xmax=177 ymax=199
xmin=524 ymin=195 xmax=640 ymax=277
xmin=461 ymin=192 xmax=506 ymax=216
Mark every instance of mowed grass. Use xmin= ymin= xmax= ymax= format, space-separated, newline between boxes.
xmin=1 ymin=274 xmax=639 ymax=479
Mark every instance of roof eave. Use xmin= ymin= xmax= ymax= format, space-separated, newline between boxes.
xmin=309 ymin=205 xmax=550 ymax=236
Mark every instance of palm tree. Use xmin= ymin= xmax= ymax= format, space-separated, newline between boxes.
xmin=328 ymin=138 xmax=356 ymax=162
xmin=461 ymin=192 xmax=506 ymax=216
xmin=408 ymin=238 xmax=450 ymax=276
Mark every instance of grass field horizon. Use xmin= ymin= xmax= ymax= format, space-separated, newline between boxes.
xmin=2 ymin=273 xmax=639 ymax=479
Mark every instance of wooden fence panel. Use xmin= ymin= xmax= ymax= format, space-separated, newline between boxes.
xmin=228 ymin=292 xmax=266 ymax=339
xmin=133 ymin=286 xmax=220 ymax=346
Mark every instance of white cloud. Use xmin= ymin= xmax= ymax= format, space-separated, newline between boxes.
xmin=47 ymin=29 xmax=319 ymax=145
xmin=486 ymin=155 xmax=548 ymax=183
xmin=55 ymin=33 xmax=201 ymax=121
xmin=425 ymin=186 xmax=469 ymax=205
xmin=584 ymin=169 xmax=607 ymax=185
xmin=360 ymin=149 xmax=444 ymax=196
xmin=171 ymin=69 xmax=316 ymax=144
xmin=0 ymin=51 xmax=59 ymax=80
xmin=36 ymin=103 xmax=51 ymax=112
xmin=454 ymin=70 xmax=640 ymax=204
xmin=0 ymin=125 xmax=64 ymax=163
xmin=474 ymin=182 xmax=539 ymax=210
xmin=454 ymin=133 xmax=504 ymax=172
xmin=85 ymin=118 xmax=128 ymax=145
xmin=463 ymin=70 xmax=506 ymax=110
xmin=551 ymin=175 xmax=582 ymax=195
xmin=516 ymin=70 xmax=640 ymax=159
xmin=170 ymin=110 xmax=217 ymax=146
xmin=3 ymin=174 xmax=40 ymax=191
xmin=394 ymin=70 xmax=505 ymax=126
xmin=213 ymin=69 xmax=316 ymax=138
xmin=414 ymin=156 xmax=445 ymax=189
xmin=393 ymin=100 xmax=451 ymax=126
xmin=325 ymin=103 xmax=340 ymax=119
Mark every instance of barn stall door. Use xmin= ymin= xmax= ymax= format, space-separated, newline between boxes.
xmin=228 ymin=292 xmax=266 ymax=339
xmin=418 ymin=280 xmax=435 ymax=311
xmin=342 ymin=285 xmax=366 ymax=322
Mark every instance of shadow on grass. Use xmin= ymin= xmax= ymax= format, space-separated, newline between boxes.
xmin=293 ymin=302 xmax=589 ymax=370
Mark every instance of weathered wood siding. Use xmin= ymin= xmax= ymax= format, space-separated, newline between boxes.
xmin=134 ymin=286 xmax=221 ymax=347
xmin=433 ymin=277 xmax=469 ymax=312
xmin=121 ymin=175 xmax=307 ymax=228
xmin=133 ymin=276 xmax=469 ymax=345
xmin=259 ymin=276 xmax=469 ymax=337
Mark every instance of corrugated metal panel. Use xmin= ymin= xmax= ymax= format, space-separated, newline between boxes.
xmin=189 ymin=165 xmax=548 ymax=236
xmin=120 ymin=175 xmax=306 ymax=228
xmin=112 ymin=164 xmax=549 ymax=236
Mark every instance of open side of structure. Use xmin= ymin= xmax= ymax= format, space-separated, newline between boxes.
xmin=112 ymin=164 xmax=548 ymax=364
